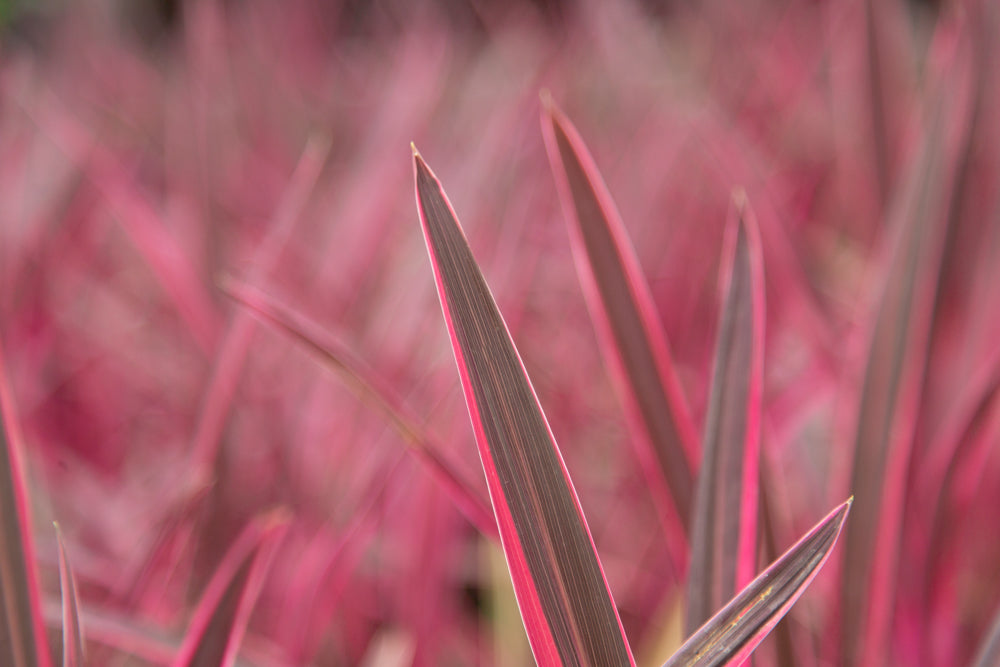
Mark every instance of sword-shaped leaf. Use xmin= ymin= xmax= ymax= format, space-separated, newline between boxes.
xmin=686 ymin=198 xmax=765 ymax=634
xmin=0 ymin=347 xmax=53 ymax=667
xmin=841 ymin=87 xmax=954 ymax=667
xmin=541 ymin=98 xmax=698 ymax=548
xmin=171 ymin=512 xmax=289 ymax=667
xmin=413 ymin=147 xmax=634 ymax=666
xmin=664 ymin=499 xmax=851 ymax=667
xmin=54 ymin=524 xmax=85 ymax=667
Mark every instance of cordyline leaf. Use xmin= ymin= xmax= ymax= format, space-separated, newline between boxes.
xmin=841 ymin=79 xmax=956 ymax=667
xmin=685 ymin=196 xmax=765 ymax=635
xmin=541 ymin=97 xmax=698 ymax=548
xmin=220 ymin=277 xmax=497 ymax=539
xmin=0 ymin=346 xmax=53 ymax=667
xmin=54 ymin=524 xmax=85 ymax=667
xmin=413 ymin=146 xmax=634 ymax=666
xmin=171 ymin=511 xmax=289 ymax=667
xmin=664 ymin=498 xmax=851 ymax=667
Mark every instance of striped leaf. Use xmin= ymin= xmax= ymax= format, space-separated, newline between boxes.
xmin=414 ymin=147 xmax=634 ymax=666
xmin=686 ymin=197 xmax=765 ymax=634
xmin=664 ymin=499 xmax=851 ymax=667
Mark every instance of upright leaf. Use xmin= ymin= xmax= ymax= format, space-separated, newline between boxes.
xmin=664 ymin=499 xmax=851 ymax=667
xmin=171 ymin=512 xmax=289 ymax=667
xmin=841 ymin=82 xmax=956 ymax=667
xmin=413 ymin=147 xmax=634 ymax=666
xmin=54 ymin=524 xmax=85 ymax=667
xmin=0 ymin=347 xmax=53 ymax=667
xmin=685 ymin=199 xmax=765 ymax=634
xmin=541 ymin=98 xmax=698 ymax=546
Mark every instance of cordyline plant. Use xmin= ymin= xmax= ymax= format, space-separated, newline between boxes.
xmin=2 ymin=0 xmax=1000 ymax=665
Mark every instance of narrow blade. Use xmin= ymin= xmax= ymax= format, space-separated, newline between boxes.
xmin=414 ymin=147 xmax=634 ymax=666
xmin=54 ymin=524 xmax=85 ymax=667
xmin=664 ymin=499 xmax=851 ymax=667
xmin=541 ymin=99 xmax=698 ymax=540
xmin=0 ymin=347 xmax=53 ymax=667
xmin=171 ymin=512 xmax=289 ymax=667
xmin=685 ymin=197 xmax=766 ymax=634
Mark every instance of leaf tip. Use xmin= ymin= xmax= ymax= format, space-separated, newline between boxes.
xmin=539 ymin=88 xmax=555 ymax=112
xmin=411 ymin=141 xmax=421 ymax=158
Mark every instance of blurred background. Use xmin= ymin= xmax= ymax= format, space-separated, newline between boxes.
xmin=1 ymin=0 xmax=998 ymax=665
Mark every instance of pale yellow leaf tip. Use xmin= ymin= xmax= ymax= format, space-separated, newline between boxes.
xmin=411 ymin=142 xmax=421 ymax=158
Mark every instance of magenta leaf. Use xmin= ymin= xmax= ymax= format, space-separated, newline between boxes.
xmin=841 ymin=92 xmax=956 ymax=666
xmin=541 ymin=98 xmax=698 ymax=540
xmin=220 ymin=277 xmax=497 ymax=539
xmin=171 ymin=511 xmax=289 ymax=667
xmin=0 ymin=348 xmax=53 ymax=667
xmin=54 ymin=524 xmax=85 ymax=667
xmin=685 ymin=197 xmax=766 ymax=634
xmin=664 ymin=499 xmax=851 ymax=667
xmin=413 ymin=147 xmax=635 ymax=666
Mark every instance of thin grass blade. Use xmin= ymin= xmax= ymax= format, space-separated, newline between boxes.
xmin=54 ymin=524 xmax=85 ymax=667
xmin=413 ymin=147 xmax=634 ymax=666
xmin=541 ymin=98 xmax=698 ymax=543
xmin=0 ymin=347 xmax=53 ymax=667
xmin=664 ymin=499 xmax=851 ymax=667
xmin=685 ymin=197 xmax=765 ymax=634
xmin=220 ymin=277 xmax=497 ymax=539
xmin=171 ymin=511 xmax=290 ymax=667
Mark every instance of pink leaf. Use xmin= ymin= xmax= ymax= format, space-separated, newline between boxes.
xmin=220 ymin=277 xmax=496 ymax=539
xmin=171 ymin=511 xmax=290 ymax=667
xmin=0 ymin=346 xmax=53 ymax=667
xmin=686 ymin=195 xmax=766 ymax=634
xmin=414 ymin=147 xmax=634 ymax=666
xmin=54 ymin=524 xmax=85 ymax=667
xmin=541 ymin=98 xmax=698 ymax=553
xmin=664 ymin=499 xmax=851 ymax=667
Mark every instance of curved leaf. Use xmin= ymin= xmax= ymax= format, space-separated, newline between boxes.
xmin=220 ymin=277 xmax=497 ymax=539
xmin=664 ymin=499 xmax=851 ymax=667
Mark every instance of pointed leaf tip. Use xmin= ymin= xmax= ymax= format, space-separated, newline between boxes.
xmin=666 ymin=499 xmax=850 ymax=667
xmin=414 ymin=152 xmax=634 ymax=666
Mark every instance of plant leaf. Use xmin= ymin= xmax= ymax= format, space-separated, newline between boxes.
xmin=841 ymin=78 xmax=957 ymax=667
xmin=685 ymin=197 xmax=765 ymax=634
xmin=171 ymin=511 xmax=289 ymax=667
xmin=413 ymin=146 xmax=635 ymax=666
xmin=541 ymin=97 xmax=698 ymax=545
xmin=972 ymin=601 xmax=1000 ymax=667
xmin=54 ymin=524 xmax=85 ymax=667
xmin=0 ymin=347 xmax=53 ymax=667
xmin=664 ymin=498 xmax=851 ymax=667
xmin=220 ymin=277 xmax=497 ymax=539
